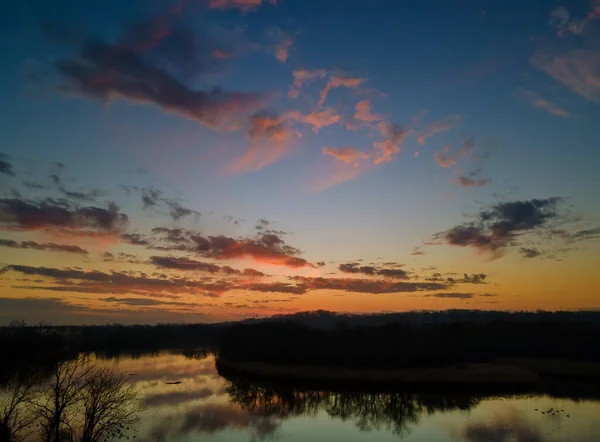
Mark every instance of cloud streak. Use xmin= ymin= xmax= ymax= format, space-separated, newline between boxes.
xmin=520 ymin=89 xmax=569 ymax=117
xmin=0 ymin=239 xmax=88 ymax=255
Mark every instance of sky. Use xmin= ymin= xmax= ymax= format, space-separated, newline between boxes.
xmin=0 ymin=0 xmax=599 ymax=324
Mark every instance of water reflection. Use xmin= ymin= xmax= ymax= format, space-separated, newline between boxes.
xmin=13 ymin=351 xmax=597 ymax=442
xmin=224 ymin=376 xmax=484 ymax=437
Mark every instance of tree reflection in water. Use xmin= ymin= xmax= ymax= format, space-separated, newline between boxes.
xmin=225 ymin=377 xmax=483 ymax=437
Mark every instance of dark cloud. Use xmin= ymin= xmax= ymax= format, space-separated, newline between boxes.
xmin=151 ymin=256 xmax=223 ymax=273
xmin=0 ymin=153 xmax=15 ymax=177
xmin=567 ymin=226 xmax=600 ymax=243
xmin=519 ymin=247 xmax=541 ymax=258
xmin=0 ymin=296 xmax=210 ymax=325
xmin=239 ymin=282 xmax=307 ymax=295
xmin=22 ymin=181 xmax=46 ymax=190
xmin=138 ymin=188 xmax=198 ymax=220
xmin=255 ymin=218 xmax=271 ymax=230
xmin=435 ymin=198 xmax=565 ymax=256
xmin=0 ymin=239 xmax=88 ymax=255
xmin=102 ymin=251 xmax=143 ymax=264
xmin=100 ymin=296 xmax=195 ymax=307
xmin=1 ymin=264 xmax=208 ymax=296
xmin=290 ymin=276 xmax=448 ymax=294
xmin=450 ymin=175 xmax=491 ymax=187
xmin=121 ymin=232 xmax=151 ymax=246
xmin=427 ymin=273 xmax=488 ymax=284
xmin=338 ymin=262 xmax=409 ymax=279
xmin=0 ymin=198 xmax=128 ymax=233
xmin=425 ymin=293 xmax=475 ymax=299
xmin=55 ymin=25 xmax=268 ymax=131
xmin=150 ymin=228 xmax=313 ymax=268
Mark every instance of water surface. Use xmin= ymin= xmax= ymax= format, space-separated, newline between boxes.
xmin=96 ymin=351 xmax=600 ymax=441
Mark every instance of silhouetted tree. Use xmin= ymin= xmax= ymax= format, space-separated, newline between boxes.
xmin=0 ymin=375 xmax=38 ymax=442
xmin=79 ymin=368 xmax=140 ymax=442
xmin=31 ymin=357 xmax=140 ymax=442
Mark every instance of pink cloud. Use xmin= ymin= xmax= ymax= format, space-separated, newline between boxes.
xmin=346 ymin=100 xmax=384 ymax=130
xmin=228 ymin=113 xmax=300 ymax=173
xmin=206 ymin=0 xmax=277 ymax=12
xmin=288 ymin=69 xmax=327 ymax=99
xmin=434 ymin=145 xmax=456 ymax=168
xmin=283 ymin=107 xmax=340 ymax=133
xmin=520 ymin=89 xmax=569 ymax=117
xmin=531 ymin=49 xmax=600 ymax=104
xmin=416 ymin=115 xmax=461 ymax=146
xmin=373 ymin=122 xmax=411 ymax=164
xmin=322 ymin=146 xmax=370 ymax=164
xmin=275 ymin=38 xmax=293 ymax=63
xmin=318 ymin=76 xmax=364 ymax=108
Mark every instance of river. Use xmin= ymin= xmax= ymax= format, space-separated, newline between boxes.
xmin=87 ymin=350 xmax=600 ymax=442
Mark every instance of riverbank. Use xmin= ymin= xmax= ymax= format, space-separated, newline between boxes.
xmin=216 ymin=358 xmax=600 ymax=391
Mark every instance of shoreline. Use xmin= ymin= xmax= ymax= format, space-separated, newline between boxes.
xmin=216 ymin=359 xmax=540 ymax=388
xmin=216 ymin=358 xmax=600 ymax=391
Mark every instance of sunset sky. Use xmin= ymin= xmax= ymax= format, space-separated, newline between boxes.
xmin=1 ymin=0 xmax=599 ymax=324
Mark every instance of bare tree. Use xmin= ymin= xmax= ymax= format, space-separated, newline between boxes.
xmin=0 ymin=376 xmax=38 ymax=442
xmin=79 ymin=368 xmax=140 ymax=442
xmin=35 ymin=357 xmax=94 ymax=442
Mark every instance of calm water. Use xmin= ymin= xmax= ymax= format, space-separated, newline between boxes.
xmin=93 ymin=351 xmax=600 ymax=442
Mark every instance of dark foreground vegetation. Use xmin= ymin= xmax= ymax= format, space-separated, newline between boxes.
xmin=220 ymin=312 xmax=600 ymax=368
xmin=0 ymin=357 xmax=139 ymax=442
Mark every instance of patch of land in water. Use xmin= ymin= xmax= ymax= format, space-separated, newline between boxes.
xmin=217 ymin=358 xmax=600 ymax=389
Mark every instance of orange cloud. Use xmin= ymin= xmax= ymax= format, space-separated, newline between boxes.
xmin=283 ymin=107 xmax=340 ymax=133
xmin=275 ymin=38 xmax=292 ymax=63
xmin=416 ymin=114 xmax=461 ymax=145
xmin=288 ymin=69 xmax=327 ymax=99
xmin=318 ymin=76 xmax=364 ymax=108
xmin=373 ymin=122 xmax=411 ymax=164
xmin=322 ymin=146 xmax=370 ymax=164
xmin=434 ymin=145 xmax=456 ymax=168
xmin=206 ymin=0 xmax=276 ymax=12
xmin=346 ymin=100 xmax=384 ymax=130
xmin=228 ymin=113 xmax=300 ymax=173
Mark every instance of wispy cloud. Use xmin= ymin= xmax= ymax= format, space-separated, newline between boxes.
xmin=520 ymin=89 xmax=569 ymax=117
xmin=0 ymin=153 xmax=15 ymax=176
xmin=373 ymin=122 xmax=411 ymax=164
xmin=322 ymin=146 xmax=369 ymax=164
xmin=416 ymin=115 xmax=461 ymax=146
xmin=229 ymin=112 xmax=300 ymax=173
xmin=549 ymin=5 xmax=600 ymax=37
xmin=345 ymin=100 xmax=384 ymax=130
xmin=0 ymin=239 xmax=88 ymax=255
xmin=283 ymin=107 xmax=340 ymax=133
xmin=206 ymin=0 xmax=277 ymax=13
xmin=449 ymin=175 xmax=491 ymax=187
xmin=434 ymin=145 xmax=456 ymax=168
xmin=288 ymin=69 xmax=327 ymax=99
xmin=532 ymin=50 xmax=600 ymax=104
xmin=53 ymin=13 xmax=270 ymax=132
xmin=318 ymin=75 xmax=364 ymax=108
